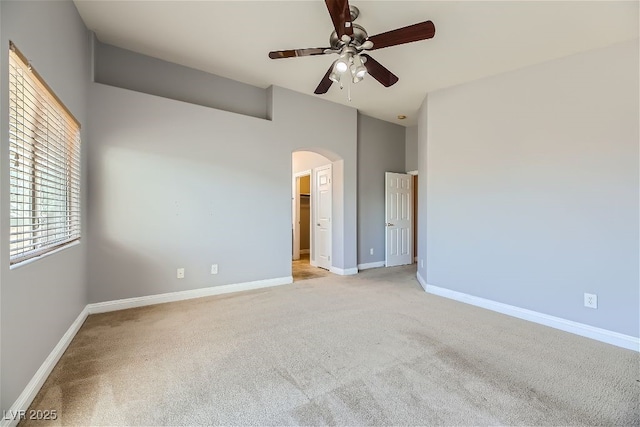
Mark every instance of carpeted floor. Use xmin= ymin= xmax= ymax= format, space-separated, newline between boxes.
xmin=292 ymin=254 xmax=331 ymax=282
xmin=23 ymin=265 xmax=639 ymax=426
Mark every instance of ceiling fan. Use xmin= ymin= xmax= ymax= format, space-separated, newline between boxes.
xmin=268 ymin=0 xmax=435 ymax=95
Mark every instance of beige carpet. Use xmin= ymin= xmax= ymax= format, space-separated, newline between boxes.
xmin=23 ymin=265 xmax=639 ymax=426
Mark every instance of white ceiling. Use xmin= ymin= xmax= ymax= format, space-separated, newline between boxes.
xmin=74 ymin=1 xmax=639 ymax=126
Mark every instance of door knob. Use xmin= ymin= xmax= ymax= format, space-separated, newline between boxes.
xmin=317 ymin=223 xmax=321 ymax=226
xmin=386 ymin=223 xmax=394 ymax=226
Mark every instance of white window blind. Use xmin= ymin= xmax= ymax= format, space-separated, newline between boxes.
xmin=9 ymin=41 xmax=81 ymax=264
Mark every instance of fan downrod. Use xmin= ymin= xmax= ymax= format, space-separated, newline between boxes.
xmin=329 ymin=6 xmax=367 ymax=50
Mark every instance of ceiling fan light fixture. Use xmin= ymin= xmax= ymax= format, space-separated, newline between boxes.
xmin=352 ymin=66 xmax=366 ymax=78
xmin=334 ymin=50 xmax=354 ymax=74
xmin=351 ymin=54 xmax=367 ymax=80
xmin=269 ymin=3 xmax=435 ymax=96
xmin=335 ymin=54 xmax=350 ymax=73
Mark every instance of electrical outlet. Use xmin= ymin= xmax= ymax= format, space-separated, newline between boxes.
xmin=177 ymin=268 xmax=185 ymax=279
xmin=211 ymin=264 xmax=218 ymax=275
xmin=420 ymin=259 xmax=424 ymax=268
xmin=369 ymin=248 xmax=374 ymax=255
xmin=584 ymin=293 xmax=597 ymax=309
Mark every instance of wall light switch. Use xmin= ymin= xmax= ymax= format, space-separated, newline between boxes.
xmin=177 ymin=268 xmax=185 ymax=279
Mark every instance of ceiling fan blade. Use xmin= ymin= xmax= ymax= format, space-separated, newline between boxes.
xmin=268 ymin=48 xmax=330 ymax=59
xmin=368 ymin=20 xmax=435 ymax=50
xmin=314 ymin=61 xmax=337 ymax=94
xmin=325 ymin=0 xmax=354 ymax=38
xmin=361 ymin=54 xmax=399 ymax=87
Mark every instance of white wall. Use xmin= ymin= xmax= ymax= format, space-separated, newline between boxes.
xmin=292 ymin=151 xmax=330 ymax=174
xmin=417 ymin=40 xmax=639 ymax=337
xmin=0 ymin=0 xmax=90 ymax=412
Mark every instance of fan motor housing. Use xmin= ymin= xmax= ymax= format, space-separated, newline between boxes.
xmin=329 ymin=23 xmax=368 ymax=49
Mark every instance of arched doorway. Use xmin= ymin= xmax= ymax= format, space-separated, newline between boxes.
xmin=291 ymin=150 xmax=338 ymax=281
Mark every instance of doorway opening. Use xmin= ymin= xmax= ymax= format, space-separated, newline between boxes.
xmin=292 ymin=151 xmax=333 ymax=282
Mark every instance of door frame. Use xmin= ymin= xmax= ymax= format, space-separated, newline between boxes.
xmin=293 ymin=170 xmax=311 ymax=261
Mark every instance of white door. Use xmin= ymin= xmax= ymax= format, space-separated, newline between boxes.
xmin=385 ymin=172 xmax=412 ymax=267
xmin=314 ymin=165 xmax=332 ymax=270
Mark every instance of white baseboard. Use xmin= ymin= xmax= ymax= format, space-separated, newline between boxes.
xmin=88 ymin=276 xmax=293 ymax=314
xmin=421 ymin=280 xmax=639 ymax=352
xmin=358 ymin=261 xmax=385 ymax=270
xmin=300 ymin=249 xmax=310 ymax=255
xmin=0 ymin=307 xmax=89 ymax=427
xmin=416 ymin=271 xmax=428 ymax=291
xmin=330 ymin=266 xmax=358 ymax=276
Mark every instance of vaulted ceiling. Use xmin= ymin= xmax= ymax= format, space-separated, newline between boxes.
xmin=74 ymin=1 xmax=639 ymax=126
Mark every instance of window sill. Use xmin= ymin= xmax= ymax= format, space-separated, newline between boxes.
xmin=9 ymin=240 xmax=81 ymax=270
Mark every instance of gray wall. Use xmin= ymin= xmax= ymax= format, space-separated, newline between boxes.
xmin=405 ymin=126 xmax=418 ymax=172
xmin=87 ymin=84 xmax=358 ymax=302
xmin=94 ymin=40 xmax=268 ymax=120
xmin=417 ymin=98 xmax=428 ymax=284
xmin=273 ymin=88 xmax=358 ymax=271
xmin=418 ymin=40 xmax=639 ymax=337
xmin=357 ymin=114 xmax=406 ymax=266
xmin=0 ymin=0 xmax=90 ymax=412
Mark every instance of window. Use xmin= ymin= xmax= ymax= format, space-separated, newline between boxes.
xmin=9 ymin=41 xmax=81 ymax=265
